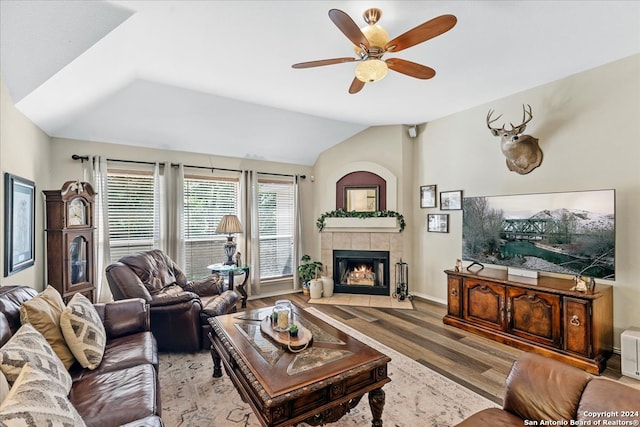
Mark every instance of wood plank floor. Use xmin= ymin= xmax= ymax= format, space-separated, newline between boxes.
xmin=246 ymin=294 xmax=638 ymax=405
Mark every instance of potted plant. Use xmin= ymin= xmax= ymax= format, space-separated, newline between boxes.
xmin=289 ymin=324 xmax=299 ymax=338
xmin=298 ymin=254 xmax=323 ymax=295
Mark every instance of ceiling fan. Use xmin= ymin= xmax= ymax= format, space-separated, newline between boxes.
xmin=292 ymin=8 xmax=457 ymax=94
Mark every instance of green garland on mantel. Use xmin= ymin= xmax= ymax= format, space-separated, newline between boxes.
xmin=316 ymin=209 xmax=406 ymax=232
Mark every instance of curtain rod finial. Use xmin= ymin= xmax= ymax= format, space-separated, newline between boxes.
xmin=71 ymin=154 xmax=89 ymax=162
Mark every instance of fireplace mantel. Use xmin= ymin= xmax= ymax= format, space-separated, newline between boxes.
xmin=321 ymin=217 xmax=400 ymax=233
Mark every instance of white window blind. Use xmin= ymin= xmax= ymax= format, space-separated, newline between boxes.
xmin=107 ymin=172 xmax=155 ymax=263
xmin=183 ymin=176 xmax=239 ymax=279
xmin=258 ymin=177 xmax=294 ymax=280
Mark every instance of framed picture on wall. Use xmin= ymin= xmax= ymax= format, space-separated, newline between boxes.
xmin=4 ymin=173 xmax=36 ymax=277
xmin=428 ymin=214 xmax=449 ymax=233
xmin=440 ymin=190 xmax=463 ymax=210
xmin=420 ymin=185 xmax=437 ymax=208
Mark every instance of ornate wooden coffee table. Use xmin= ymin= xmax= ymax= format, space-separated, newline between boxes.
xmin=208 ymin=305 xmax=391 ymax=427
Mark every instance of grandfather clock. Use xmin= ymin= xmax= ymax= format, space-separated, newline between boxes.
xmin=44 ymin=181 xmax=95 ymax=303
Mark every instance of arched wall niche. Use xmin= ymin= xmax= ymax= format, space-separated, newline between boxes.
xmin=326 ymin=161 xmax=397 ymax=211
xmin=336 ymin=171 xmax=386 ymax=211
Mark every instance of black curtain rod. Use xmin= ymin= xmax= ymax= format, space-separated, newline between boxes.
xmin=172 ymin=163 xmax=305 ymax=179
xmin=253 ymin=170 xmax=307 ymax=179
xmin=171 ymin=163 xmax=240 ymax=173
xmin=71 ymin=155 xmax=305 ymax=179
xmin=72 ymin=154 xmax=155 ymax=166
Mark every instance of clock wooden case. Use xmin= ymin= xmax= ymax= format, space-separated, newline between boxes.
xmin=44 ymin=181 xmax=96 ymax=303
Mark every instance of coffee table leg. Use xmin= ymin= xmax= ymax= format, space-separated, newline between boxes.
xmin=368 ymin=387 xmax=385 ymax=427
xmin=210 ymin=343 xmax=223 ymax=378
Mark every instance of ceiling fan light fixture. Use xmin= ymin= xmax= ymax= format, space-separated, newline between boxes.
xmin=355 ymin=59 xmax=388 ymax=83
xmin=353 ymin=23 xmax=389 ymax=55
xmin=293 ymin=8 xmax=457 ymax=93
xmin=363 ymin=23 xmax=389 ymax=48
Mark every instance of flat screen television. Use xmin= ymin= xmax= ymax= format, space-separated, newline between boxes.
xmin=462 ymin=189 xmax=615 ymax=280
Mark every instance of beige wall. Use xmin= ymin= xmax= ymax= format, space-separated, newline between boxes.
xmin=0 ymin=78 xmax=52 ymax=290
xmin=412 ymin=54 xmax=639 ymax=347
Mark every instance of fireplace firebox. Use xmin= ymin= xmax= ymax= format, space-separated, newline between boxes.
xmin=333 ymin=250 xmax=390 ymax=295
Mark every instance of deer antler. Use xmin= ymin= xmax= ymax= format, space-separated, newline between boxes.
xmin=488 ymin=104 xmax=533 ymax=135
xmin=486 ymin=109 xmax=505 ymax=132
xmin=509 ymin=104 xmax=533 ymax=133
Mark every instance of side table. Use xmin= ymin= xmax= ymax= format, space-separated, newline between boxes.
xmin=207 ymin=264 xmax=249 ymax=308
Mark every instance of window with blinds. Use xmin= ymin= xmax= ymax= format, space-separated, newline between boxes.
xmin=107 ymin=172 xmax=155 ymax=263
xmin=183 ymin=176 xmax=239 ymax=279
xmin=258 ymin=177 xmax=294 ymax=280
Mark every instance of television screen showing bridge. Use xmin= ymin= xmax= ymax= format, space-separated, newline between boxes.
xmin=462 ymin=189 xmax=615 ymax=280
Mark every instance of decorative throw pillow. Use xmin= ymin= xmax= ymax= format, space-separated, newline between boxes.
xmin=60 ymin=293 xmax=106 ymax=370
xmin=19 ymin=285 xmax=76 ymax=369
xmin=0 ymin=323 xmax=72 ymax=392
xmin=0 ymin=371 xmax=9 ymax=404
xmin=0 ymin=363 xmax=86 ymax=426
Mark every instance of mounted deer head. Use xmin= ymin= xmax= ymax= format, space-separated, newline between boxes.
xmin=486 ymin=104 xmax=543 ymax=174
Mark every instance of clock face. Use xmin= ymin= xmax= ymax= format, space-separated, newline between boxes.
xmin=68 ymin=198 xmax=87 ymax=226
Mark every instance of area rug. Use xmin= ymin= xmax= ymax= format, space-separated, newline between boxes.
xmin=307 ymin=294 xmax=413 ymax=310
xmin=159 ymin=307 xmax=497 ymax=426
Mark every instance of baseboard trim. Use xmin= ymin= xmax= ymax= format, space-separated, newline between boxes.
xmin=412 ymin=292 xmax=446 ymax=306
xmin=247 ymin=289 xmax=301 ymax=301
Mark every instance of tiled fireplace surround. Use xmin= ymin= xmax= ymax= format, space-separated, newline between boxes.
xmin=320 ymin=230 xmax=403 ymax=296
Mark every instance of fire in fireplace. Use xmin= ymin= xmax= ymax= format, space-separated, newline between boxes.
xmin=346 ymin=264 xmax=375 ymax=285
xmin=333 ymin=250 xmax=390 ymax=295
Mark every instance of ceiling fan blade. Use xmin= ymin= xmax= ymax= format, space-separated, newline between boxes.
xmin=385 ymin=14 xmax=457 ymax=52
xmin=328 ymin=9 xmax=370 ymax=51
xmin=292 ymin=57 xmax=357 ymax=69
xmin=349 ymin=77 xmax=365 ymax=94
xmin=386 ymin=58 xmax=436 ymax=79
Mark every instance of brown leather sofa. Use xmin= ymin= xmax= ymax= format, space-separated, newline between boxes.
xmin=106 ymin=249 xmax=238 ymax=352
xmin=455 ymin=352 xmax=640 ymax=427
xmin=0 ymin=285 xmax=161 ymax=427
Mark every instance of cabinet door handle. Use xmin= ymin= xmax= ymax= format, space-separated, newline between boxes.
xmin=500 ymin=298 xmax=505 ymax=322
xmin=507 ymin=299 xmax=512 ymax=324
xmin=527 ymin=294 xmax=540 ymax=303
xmin=570 ymin=315 xmax=581 ymax=327
xmin=451 ymin=288 xmax=458 ymax=296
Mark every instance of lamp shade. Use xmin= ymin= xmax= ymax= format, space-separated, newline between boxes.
xmin=215 ymin=215 xmax=242 ymax=234
xmin=355 ymin=59 xmax=388 ymax=83
xmin=353 ymin=24 xmax=389 ymax=56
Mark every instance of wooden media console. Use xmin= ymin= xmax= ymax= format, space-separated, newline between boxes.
xmin=443 ymin=267 xmax=613 ymax=374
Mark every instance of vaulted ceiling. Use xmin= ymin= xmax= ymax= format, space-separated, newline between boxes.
xmin=1 ymin=1 xmax=639 ymax=165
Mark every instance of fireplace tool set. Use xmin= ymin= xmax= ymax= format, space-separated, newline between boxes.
xmin=393 ymin=259 xmax=412 ymax=301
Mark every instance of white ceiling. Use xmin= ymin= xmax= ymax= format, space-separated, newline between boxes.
xmin=1 ymin=1 xmax=639 ymax=166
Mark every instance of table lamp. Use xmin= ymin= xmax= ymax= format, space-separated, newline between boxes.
xmin=215 ymin=214 xmax=242 ymax=265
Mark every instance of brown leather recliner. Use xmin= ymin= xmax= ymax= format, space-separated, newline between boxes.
xmin=106 ymin=249 xmax=238 ymax=352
